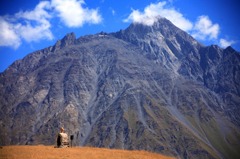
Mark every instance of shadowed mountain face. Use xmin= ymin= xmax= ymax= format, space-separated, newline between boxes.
xmin=0 ymin=18 xmax=240 ymax=159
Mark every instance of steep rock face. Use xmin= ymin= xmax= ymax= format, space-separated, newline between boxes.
xmin=0 ymin=18 xmax=240 ymax=159
xmin=112 ymin=17 xmax=202 ymax=79
xmin=113 ymin=18 xmax=240 ymax=128
xmin=53 ymin=32 xmax=76 ymax=51
xmin=199 ymin=45 xmax=240 ymax=127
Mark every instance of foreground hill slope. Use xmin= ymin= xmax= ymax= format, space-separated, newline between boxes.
xmin=0 ymin=146 xmax=175 ymax=159
xmin=0 ymin=18 xmax=240 ymax=159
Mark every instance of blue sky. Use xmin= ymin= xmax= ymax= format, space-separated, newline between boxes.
xmin=0 ymin=0 xmax=239 ymax=72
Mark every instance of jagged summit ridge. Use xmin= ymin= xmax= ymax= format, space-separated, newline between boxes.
xmin=0 ymin=18 xmax=240 ymax=159
xmin=113 ymin=18 xmax=202 ymax=78
xmin=53 ymin=32 xmax=76 ymax=51
xmin=114 ymin=17 xmax=201 ymax=48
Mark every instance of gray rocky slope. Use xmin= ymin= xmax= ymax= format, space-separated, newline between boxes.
xmin=0 ymin=18 xmax=240 ymax=159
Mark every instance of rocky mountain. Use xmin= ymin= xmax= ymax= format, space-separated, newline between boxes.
xmin=0 ymin=17 xmax=240 ymax=159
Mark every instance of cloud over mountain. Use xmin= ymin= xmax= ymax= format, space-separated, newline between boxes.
xmin=219 ymin=38 xmax=236 ymax=48
xmin=124 ymin=1 xmax=193 ymax=31
xmin=124 ymin=1 xmax=234 ymax=49
xmin=0 ymin=0 xmax=237 ymax=50
xmin=0 ymin=0 xmax=102 ymax=49
xmin=15 ymin=1 xmax=53 ymax=43
xmin=0 ymin=1 xmax=53 ymax=49
xmin=0 ymin=17 xmax=21 ymax=49
xmin=51 ymin=0 xmax=102 ymax=27
xmin=192 ymin=15 xmax=219 ymax=40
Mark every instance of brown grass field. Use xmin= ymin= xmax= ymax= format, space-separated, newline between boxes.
xmin=0 ymin=146 xmax=175 ymax=159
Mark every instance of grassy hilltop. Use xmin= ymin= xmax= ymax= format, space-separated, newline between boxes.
xmin=0 ymin=146 xmax=175 ymax=159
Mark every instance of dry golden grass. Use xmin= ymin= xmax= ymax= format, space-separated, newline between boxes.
xmin=0 ymin=145 xmax=175 ymax=159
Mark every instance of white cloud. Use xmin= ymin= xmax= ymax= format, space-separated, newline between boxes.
xmin=124 ymin=2 xmax=221 ymax=40
xmin=15 ymin=1 xmax=53 ymax=42
xmin=111 ymin=8 xmax=115 ymax=16
xmin=0 ymin=1 xmax=53 ymax=49
xmin=192 ymin=15 xmax=220 ymax=40
xmin=124 ymin=1 xmax=193 ymax=31
xmin=51 ymin=0 xmax=102 ymax=27
xmin=219 ymin=38 xmax=235 ymax=48
xmin=0 ymin=0 xmax=102 ymax=49
xmin=0 ymin=18 xmax=21 ymax=49
xmin=16 ymin=1 xmax=52 ymax=22
xmin=124 ymin=1 xmax=234 ymax=48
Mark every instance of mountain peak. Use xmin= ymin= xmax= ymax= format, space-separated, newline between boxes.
xmin=114 ymin=16 xmax=200 ymax=47
xmin=62 ymin=32 xmax=76 ymax=42
xmin=224 ymin=46 xmax=236 ymax=53
xmin=113 ymin=17 xmax=201 ymax=71
xmin=123 ymin=17 xmax=184 ymax=37
xmin=1 ymin=16 xmax=240 ymax=159
xmin=53 ymin=32 xmax=76 ymax=51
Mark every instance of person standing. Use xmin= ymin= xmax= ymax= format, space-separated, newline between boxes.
xmin=56 ymin=127 xmax=69 ymax=148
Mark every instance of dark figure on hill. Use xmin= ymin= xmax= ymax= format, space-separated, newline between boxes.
xmin=55 ymin=127 xmax=69 ymax=148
